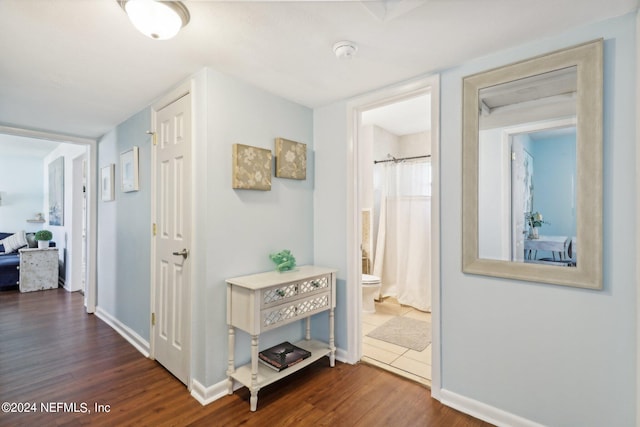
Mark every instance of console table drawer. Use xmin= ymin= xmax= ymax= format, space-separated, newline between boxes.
xmin=262 ymin=292 xmax=330 ymax=330
xmin=261 ymin=275 xmax=329 ymax=308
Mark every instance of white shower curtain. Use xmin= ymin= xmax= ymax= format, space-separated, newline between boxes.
xmin=372 ymin=160 xmax=431 ymax=312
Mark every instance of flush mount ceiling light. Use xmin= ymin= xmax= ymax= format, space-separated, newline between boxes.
xmin=333 ymin=40 xmax=358 ymax=59
xmin=118 ymin=0 xmax=190 ymax=40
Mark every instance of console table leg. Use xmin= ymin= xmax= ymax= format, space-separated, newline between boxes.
xmin=250 ymin=334 xmax=259 ymax=411
xmin=226 ymin=325 xmax=235 ymax=394
xmin=329 ymin=308 xmax=336 ymax=367
xmin=250 ymin=390 xmax=258 ymax=412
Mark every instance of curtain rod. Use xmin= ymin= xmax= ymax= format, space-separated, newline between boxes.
xmin=374 ymin=154 xmax=431 ymax=164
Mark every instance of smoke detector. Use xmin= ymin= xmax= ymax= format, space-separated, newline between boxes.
xmin=333 ymin=41 xmax=358 ymax=59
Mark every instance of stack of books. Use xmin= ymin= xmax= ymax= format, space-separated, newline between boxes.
xmin=258 ymin=341 xmax=311 ymax=371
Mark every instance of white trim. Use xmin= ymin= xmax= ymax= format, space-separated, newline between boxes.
xmin=439 ymin=389 xmax=545 ymax=427
xmin=334 ymin=346 xmax=350 ymax=364
xmin=429 ymin=75 xmax=441 ymax=399
xmin=345 ymin=100 xmax=361 ymax=365
xmin=0 ymin=125 xmax=95 ymax=145
xmin=69 ymin=152 xmax=87 ymax=293
xmin=149 ymin=109 xmax=157 ymax=360
xmin=635 ymin=9 xmax=640 ymax=427
xmin=153 ymin=84 xmax=191 ymax=112
xmin=190 ymin=378 xmax=234 ymax=406
xmin=345 ymin=74 xmax=442 ymax=393
xmin=95 ymin=306 xmax=151 ymax=357
xmin=0 ymin=125 xmax=98 ymax=314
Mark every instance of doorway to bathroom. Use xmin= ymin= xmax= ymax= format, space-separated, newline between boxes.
xmin=347 ymin=75 xmax=440 ymax=389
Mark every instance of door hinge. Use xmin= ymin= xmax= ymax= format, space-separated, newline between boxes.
xmin=146 ymin=130 xmax=157 ymax=146
xmin=151 ymin=312 xmax=156 ymax=326
xmin=153 ymin=223 xmax=157 ymax=236
xmin=511 ymin=151 xmax=516 ymax=160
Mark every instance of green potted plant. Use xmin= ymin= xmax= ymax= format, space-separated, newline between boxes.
xmin=35 ymin=229 xmax=53 ymax=249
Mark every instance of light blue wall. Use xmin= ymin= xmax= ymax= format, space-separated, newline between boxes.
xmin=314 ymin=11 xmax=636 ymax=427
xmin=198 ymin=69 xmax=315 ymax=385
xmin=313 ymin=102 xmax=349 ymax=349
xmin=0 ymin=154 xmax=44 ymax=233
xmin=97 ymin=109 xmax=152 ymax=340
xmin=531 ymin=132 xmax=577 ymax=237
xmin=438 ymin=13 xmax=636 ymax=426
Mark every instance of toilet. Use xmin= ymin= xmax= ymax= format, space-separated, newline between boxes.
xmin=361 ymin=274 xmax=382 ymax=313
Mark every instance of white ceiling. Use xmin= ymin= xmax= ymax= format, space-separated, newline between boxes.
xmin=0 ymin=0 xmax=637 ymax=139
xmin=0 ymin=134 xmax=60 ymax=158
xmin=361 ymin=94 xmax=430 ymax=135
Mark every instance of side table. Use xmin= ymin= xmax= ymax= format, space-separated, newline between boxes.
xmin=18 ymin=248 xmax=59 ymax=292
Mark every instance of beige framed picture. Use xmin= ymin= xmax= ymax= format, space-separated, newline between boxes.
xmin=275 ymin=138 xmax=306 ymax=180
xmin=232 ymin=144 xmax=272 ymax=191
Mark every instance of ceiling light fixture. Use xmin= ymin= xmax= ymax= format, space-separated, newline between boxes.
xmin=333 ymin=40 xmax=358 ymax=59
xmin=118 ymin=0 xmax=190 ymax=40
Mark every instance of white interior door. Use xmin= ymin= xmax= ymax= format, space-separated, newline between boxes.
xmin=153 ymin=93 xmax=191 ymax=385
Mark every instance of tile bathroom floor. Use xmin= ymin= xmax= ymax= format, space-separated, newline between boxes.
xmin=361 ymin=297 xmax=431 ymax=387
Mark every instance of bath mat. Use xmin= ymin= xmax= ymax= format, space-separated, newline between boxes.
xmin=366 ymin=316 xmax=431 ymax=351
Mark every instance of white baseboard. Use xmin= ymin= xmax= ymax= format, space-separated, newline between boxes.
xmin=335 ymin=347 xmax=349 ymax=364
xmin=190 ymin=378 xmax=237 ymax=406
xmin=95 ymin=306 xmax=150 ymax=358
xmin=439 ymin=389 xmax=544 ymax=427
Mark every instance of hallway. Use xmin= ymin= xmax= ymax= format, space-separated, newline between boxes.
xmin=0 ymin=288 xmax=488 ymax=426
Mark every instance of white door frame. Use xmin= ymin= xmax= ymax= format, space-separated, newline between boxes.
xmin=345 ymin=74 xmax=441 ymax=398
xmin=0 ymin=125 xmax=98 ymax=312
xmin=636 ymin=11 xmax=640 ymax=426
xmin=149 ymin=80 xmax=195 ymax=389
xmin=70 ymin=152 xmax=88 ymax=293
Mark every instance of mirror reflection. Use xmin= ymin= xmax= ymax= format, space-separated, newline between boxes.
xmin=477 ymin=66 xmax=578 ymax=267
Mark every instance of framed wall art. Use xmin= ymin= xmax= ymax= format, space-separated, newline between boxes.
xmin=120 ymin=146 xmax=139 ymax=192
xmin=231 ymin=144 xmax=272 ymax=191
xmin=275 ymin=137 xmax=306 ymax=180
xmin=101 ymin=164 xmax=115 ymax=202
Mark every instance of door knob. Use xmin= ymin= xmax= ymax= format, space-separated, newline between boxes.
xmin=172 ymin=248 xmax=189 ymax=260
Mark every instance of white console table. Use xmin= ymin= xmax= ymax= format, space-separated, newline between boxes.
xmin=226 ymin=265 xmax=337 ymax=411
xmin=18 ymin=248 xmax=59 ymax=292
xmin=524 ymin=235 xmax=571 ymax=262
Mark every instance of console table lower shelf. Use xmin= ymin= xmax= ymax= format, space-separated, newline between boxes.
xmin=228 ymin=339 xmax=332 ymax=391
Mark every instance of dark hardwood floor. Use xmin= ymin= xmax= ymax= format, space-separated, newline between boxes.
xmin=0 ymin=288 xmax=491 ymax=426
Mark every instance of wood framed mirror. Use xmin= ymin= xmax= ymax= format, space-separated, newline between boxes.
xmin=462 ymin=39 xmax=603 ymax=289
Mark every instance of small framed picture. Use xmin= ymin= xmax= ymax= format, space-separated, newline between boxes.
xmin=101 ymin=164 xmax=115 ymax=202
xmin=231 ymin=144 xmax=272 ymax=191
xmin=275 ymin=138 xmax=306 ymax=180
xmin=121 ymin=146 xmax=140 ymax=192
